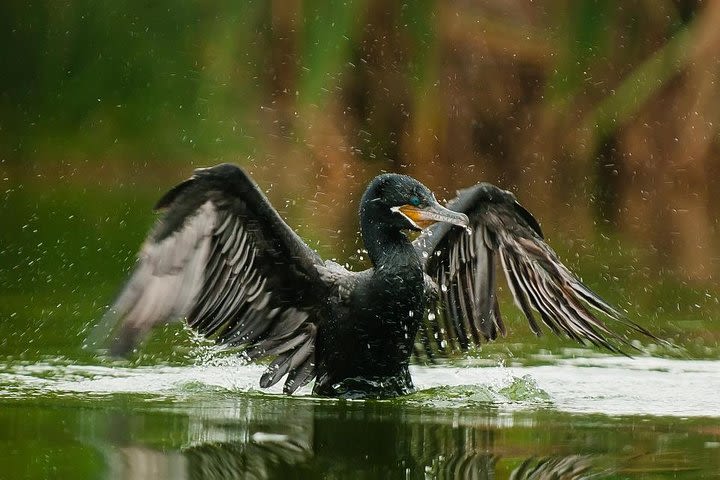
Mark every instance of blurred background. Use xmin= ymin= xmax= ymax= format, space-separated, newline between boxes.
xmin=1 ymin=0 xmax=718 ymax=359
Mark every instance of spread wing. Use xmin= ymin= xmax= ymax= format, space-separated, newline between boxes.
xmin=413 ymin=183 xmax=659 ymax=357
xmin=91 ymin=164 xmax=326 ymax=394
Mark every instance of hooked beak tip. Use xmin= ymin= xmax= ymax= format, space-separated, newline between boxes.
xmin=430 ymin=201 xmax=469 ymax=228
xmin=456 ymin=212 xmax=470 ymax=228
xmin=422 ymin=203 xmax=469 ymax=229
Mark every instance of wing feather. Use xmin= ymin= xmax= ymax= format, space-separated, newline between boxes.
xmin=93 ymin=164 xmax=328 ymax=394
xmin=414 ymin=182 xmax=662 ymax=357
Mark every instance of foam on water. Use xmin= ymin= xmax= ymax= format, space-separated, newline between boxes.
xmin=1 ymin=356 xmax=718 ymax=417
xmin=411 ymin=356 xmax=720 ymax=417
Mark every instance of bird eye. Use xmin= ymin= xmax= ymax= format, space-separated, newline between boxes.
xmin=409 ymin=196 xmax=421 ymax=207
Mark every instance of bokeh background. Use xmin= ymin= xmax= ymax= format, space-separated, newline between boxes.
xmin=1 ymin=0 xmax=718 ymax=359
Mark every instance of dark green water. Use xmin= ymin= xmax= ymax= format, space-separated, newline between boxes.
xmin=2 ymin=175 xmax=720 ymax=479
xmin=0 ymin=395 xmax=717 ymax=480
xmin=2 ymin=374 xmax=719 ymax=479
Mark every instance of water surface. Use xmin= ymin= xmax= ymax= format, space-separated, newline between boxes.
xmin=1 ymin=354 xmax=719 ymax=479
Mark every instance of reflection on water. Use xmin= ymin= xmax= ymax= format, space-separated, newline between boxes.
xmin=106 ymin=434 xmax=599 ymax=480
xmin=88 ymin=398 xmax=602 ymax=480
xmin=100 ymin=398 xmax=314 ymax=480
xmin=508 ymin=457 xmax=595 ymax=480
xmin=1 ymin=357 xmax=719 ymax=479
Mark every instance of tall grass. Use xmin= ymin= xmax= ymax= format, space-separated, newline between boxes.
xmin=1 ymin=0 xmax=717 ymax=282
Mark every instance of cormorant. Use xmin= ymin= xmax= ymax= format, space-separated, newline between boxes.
xmin=95 ymin=164 xmax=658 ymax=398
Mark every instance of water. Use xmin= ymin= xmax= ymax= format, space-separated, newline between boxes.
xmin=1 ymin=354 xmax=719 ymax=479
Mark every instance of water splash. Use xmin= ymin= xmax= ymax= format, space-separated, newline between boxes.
xmin=0 ymin=355 xmax=719 ymax=416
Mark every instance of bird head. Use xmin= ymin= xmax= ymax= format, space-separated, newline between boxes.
xmin=360 ymin=173 xmax=469 ymax=232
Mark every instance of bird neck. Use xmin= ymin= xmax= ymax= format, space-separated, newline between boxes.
xmin=360 ymin=210 xmax=416 ymax=269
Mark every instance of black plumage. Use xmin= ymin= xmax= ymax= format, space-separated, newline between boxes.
xmin=94 ymin=164 xmax=659 ymax=398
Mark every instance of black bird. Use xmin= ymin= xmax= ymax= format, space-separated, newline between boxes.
xmin=95 ymin=164 xmax=657 ymax=398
